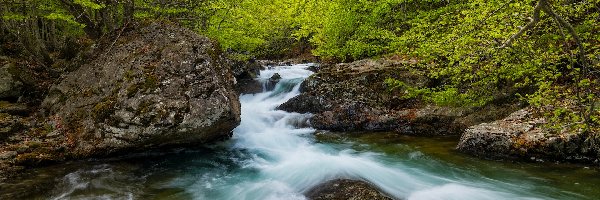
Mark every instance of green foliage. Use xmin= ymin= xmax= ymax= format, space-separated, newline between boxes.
xmin=307 ymin=0 xmax=403 ymax=61
xmin=200 ymin=0 xmax=306 ymax=59
xmin=1 ymin=0 xmax=598 ymax=134
xmin=0 ymin=0 xmax=209 ymax=63
xmin=44 ymin=13 xmax=84 ymax=28
xmin=74 ymin=0 xmax=105 ymax=10
xmin=2 ymin=13 xmax=27 ymax=21
xmin=385 ymin=78 xmax=488 ymax=107
xmin=377 ymin=0 xmax=598 ymax=133
xmin=133 ymin=0 xmax=210 ymax=24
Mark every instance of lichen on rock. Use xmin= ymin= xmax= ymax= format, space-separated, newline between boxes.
xmin=305 ymin=179 xmax=394 ymax=200
xmin=39 ymin=22 xmax=241 ymax=157
xmin=457 ymin=108 xmax=600 ymax=164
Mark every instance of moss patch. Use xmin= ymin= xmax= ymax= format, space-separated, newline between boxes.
xmin=138 ymin=100 xmax=154 ymax=115
xmin=143 ymin=73 xmax=159 ymax=91
xmin=124 ymin=69 xmax=135 ymax=81
xmin=126 ymin=72 xmax=160 ymax=97
xmin=126 ymin=84 xmax=140 ymax=97
xmin=14 ymin=152 xmax=55 ymax=166
xmin=92 ymin=96 xmax=117 ymax=121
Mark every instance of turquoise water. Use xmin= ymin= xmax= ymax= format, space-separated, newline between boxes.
xmin=1 ymin=64 xmax=599 ymax=200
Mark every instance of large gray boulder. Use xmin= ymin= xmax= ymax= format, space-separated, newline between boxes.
xmin=456 ymin=109 xmax=543 ymax=159
xmin=457 ymin=109 xmax=600 ymax=163
xmin=41 ymin=22 xmax=241 ymax=156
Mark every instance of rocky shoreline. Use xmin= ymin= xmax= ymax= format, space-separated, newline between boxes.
xmin=458 ymin=108 xmax=600 ymax=164
xmin=0 ymin=22 xmax=325 ymax=182
xmin=278 ymin=58 xmax=599 ymax=166
xmin=278 ymin=59 xmax=520 ymax=136
xmin=0 ymin=22 xmax=597 ymax=198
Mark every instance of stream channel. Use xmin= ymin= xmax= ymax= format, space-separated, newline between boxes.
xmin=2 ymin=64 xmax=599 ymax=200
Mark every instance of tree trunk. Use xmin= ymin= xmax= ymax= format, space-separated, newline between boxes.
xmin=124 ymin=0 xmax=134 ymax=24
xmin=58 ymin=0 xmax=101 ymax=39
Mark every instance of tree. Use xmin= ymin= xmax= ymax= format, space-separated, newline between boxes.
xmin=500 ymin=0 xmax=597 ymax=133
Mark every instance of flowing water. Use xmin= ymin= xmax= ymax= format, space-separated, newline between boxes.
xmin=2 ymin=64 xmax=600 ymax=200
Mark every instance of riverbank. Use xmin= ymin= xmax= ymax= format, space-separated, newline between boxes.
xmin=3 ymin=129 xmax=599 ymax=199
xmin=0 ymin=22 xmax=241 ymax=180
xmin=1 ymin=60 xmax=599 ymax=199
xmin=278 ymin=58 xmax=599 ymax=166
xmin=458 ymin=108 xmax=600 ymax=164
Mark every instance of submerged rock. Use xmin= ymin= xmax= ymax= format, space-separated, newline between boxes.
xmin=457 ymin=109 xmax=600 ymax=163
xmin=40 ymin=22 xmax=241 ymax=157
xmin=265 ymin=73 xmax=282 ymax=91
xmin=305 ymin=179 xmax=394 ymax=200
xmin=270 ymin=73 xmax=282 ymax=82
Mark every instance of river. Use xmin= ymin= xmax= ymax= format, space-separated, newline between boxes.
xmin=1 ymin=64 xmax=599 ymax=200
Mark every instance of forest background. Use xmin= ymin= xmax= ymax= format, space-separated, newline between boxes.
xmin=1 ymin=0 xmax=598 ymax=134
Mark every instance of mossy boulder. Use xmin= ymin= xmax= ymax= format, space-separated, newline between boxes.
xmin=279 ymin=58 xmax=518 ymax=135
xmin=457 ymin=109 xmax=600 ymax=164
xmin=40 ymin=22 xmax=241 ymax=157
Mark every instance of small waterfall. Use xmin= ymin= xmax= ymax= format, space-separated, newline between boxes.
xmin=194 ymin=64 xmax=548 ymax=200
xmin=37 ymin=63 xmax=591 ymax=200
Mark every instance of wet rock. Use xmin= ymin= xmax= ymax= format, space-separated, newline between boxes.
xmin=276 ymin=94 xmax=330 ymax=114
xmin=256 ymin=60 xmax=278 ymax=67
xmin=230 ymin=59 xmax=262 ymax=80
xmin=0 ymin=63 xmax=23 ymax=99
xmin=306 ymin=64 xmax=320 ymax=72
xmin=270 ymin=73 xmax=282 ymax=82
xmin=457 ymin=109 xmax=600 ymax=163
xmin=40 ymin=22 xmax=241 ymax=157
xmin=310 ymin=103 xmax=400 ymax=132
xmin=264 ymin=73 xmax=282 ymax=91
xmin=281 ymin=59 xmax=427 ymax=112
xmin=235 ymin=78 xmax=263 ymax=94
xmin=261 ymin=73 xmax=281 ymax=91
xmin=305 ymin=179 xmax=394 ymax=200
xmin=229 ymin=58 xmax=264 ymax=94
xmin=280 ymin=58 xmax=518 ymax=135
